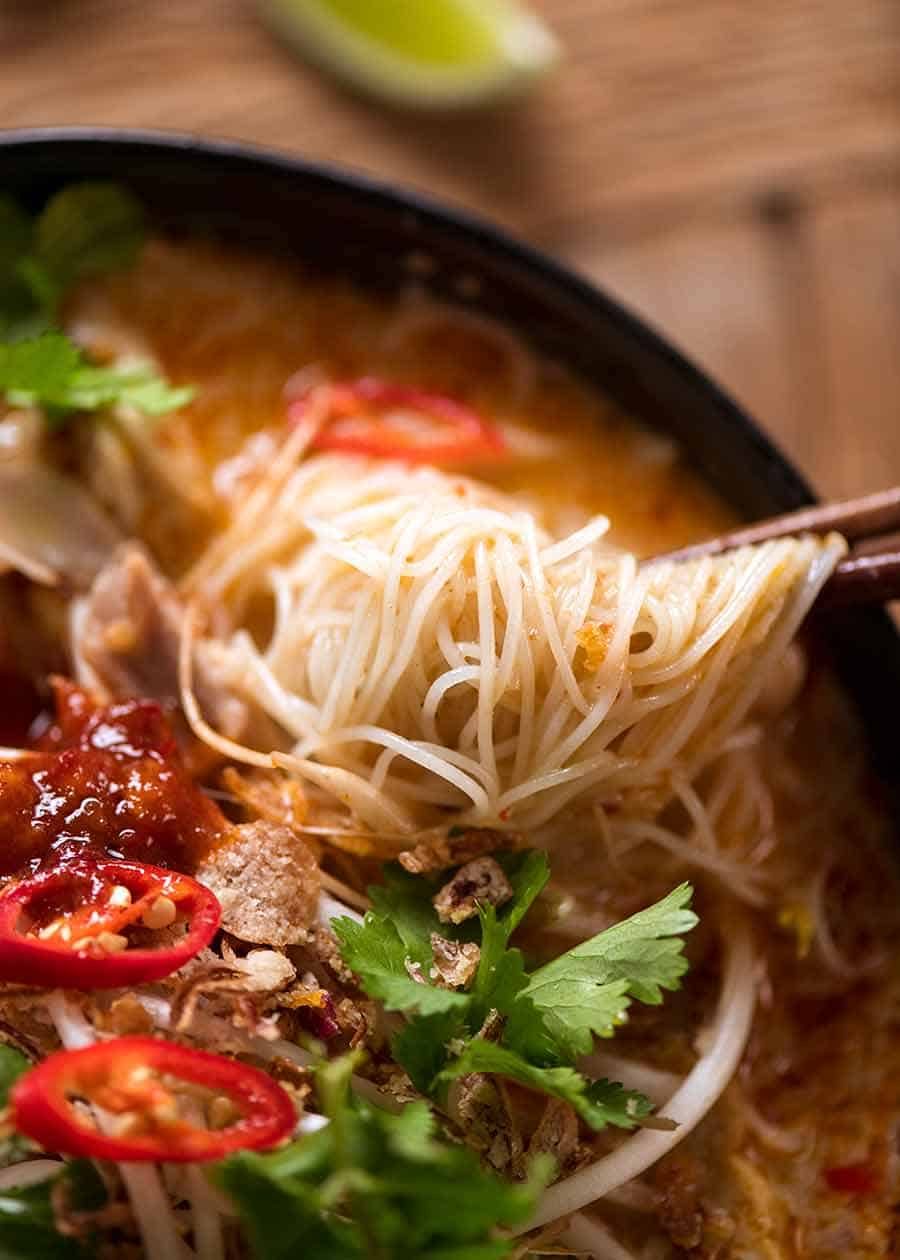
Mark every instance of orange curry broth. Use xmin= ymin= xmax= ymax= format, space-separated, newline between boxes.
xmin=68 ymin=237 xmax=733 ymax=564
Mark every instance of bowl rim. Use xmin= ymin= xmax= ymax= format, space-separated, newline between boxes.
xmin=0 ymin=123 xmax=815 ymax=509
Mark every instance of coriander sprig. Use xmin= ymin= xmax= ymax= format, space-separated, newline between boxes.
xmin=0 ymin=183 xmax=144 ymax=339
xmin=332 ymin=852 xmax=697 ymax=1132
xmin=0 ymin=333 xmax=193 ymax=424
xmin=0 ymin=183 xmax=192 ymax=423
xmin=216 ymin=1052 xmax=545 ymax=1259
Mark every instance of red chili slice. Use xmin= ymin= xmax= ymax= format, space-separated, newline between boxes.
xmin=10 ymin=1036 xmax=295 ymax=1162
xmin=824 ymin=1162 xmax=880 ymax=1196
xmin=0 ymin=857 xmax=221 ymax=989
xmin=292 ymin=377 xmax=506 ymax=464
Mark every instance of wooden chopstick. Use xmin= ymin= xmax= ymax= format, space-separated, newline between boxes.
xmin=645 ymin=486 xmax=900 ymax=607
xmin=820 ymin=544 xmax=900 ymax=608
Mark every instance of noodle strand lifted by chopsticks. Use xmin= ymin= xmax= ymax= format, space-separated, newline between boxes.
xmin=190 ymin=454 xmax=844 ymax=832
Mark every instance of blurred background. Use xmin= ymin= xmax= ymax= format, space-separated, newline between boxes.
xmin=1 ymin=0 xmax=897 ymax=499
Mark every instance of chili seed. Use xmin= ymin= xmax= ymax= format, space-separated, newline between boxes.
xmin=107 ymin=884 xmax=133 ymax=909
xmin=109 ymin=1111 xmax=144 ymax=1138
xmin=149 ymin=1099 xmax=179 ymax=1126
xmin=208 ymin=1095 xmax=240 ymax=1130
xmin=140 ymin=895 xmax=177 ymax=931
xmin=95 ymin=932 xmax=129 ymax=954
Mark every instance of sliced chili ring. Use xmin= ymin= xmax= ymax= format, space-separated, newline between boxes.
xmin=10 ymin=1036 xmax=295 ymax=1162
xmin=0 ymin=857 xmax=221 ymax=989
xmin=824 ymin=1162 xmax=880 ymax=1196
xmin=293 ymin=377 xmax=506 ymax=464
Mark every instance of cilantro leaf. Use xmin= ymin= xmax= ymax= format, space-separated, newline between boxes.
xmin=0 ymin=1047 xmax=28 ymax=1108
xmin=368 ymin=849 xmax=549 ymax=955
xmin=368 ymin=865 xmax=446 ymax=953
xmin=336 ymin=852 xmax=549 ymax=1037
xmin=216 ymin=1053 xmax=542 ymax=1260
xmin=0 ymin=334 xmax=81 ymax=402
xmin=520 ymin=882 xmax=697 ymax=1057
xmin=0 ymin=197 xmax=38 ymax=341
xmin=468 ymin=902 xmax=528 ymax=1027
xmin=331 ymin=913 xmax=468 ymax=1017
xmin=0 ymin=1167 xmax=97 ymax=1259
xmin=338 ymin=854 xmax=693 ymax=1136
xmin=392 ymin=1008 xmax=469 ymax=1094
xmin=31 ymin=183 xmax=144 ymax=315
xmin=436 ymin=1039 xmax=652 ymax=1131
xmin=495 ymin=849 xmax=550 ymax=937
xmin=0 ymin=333 xmax=193 ymax=421
xmin=0 ymin=197 xmax=32 ymax=274
xmin=0 ymin=184 xmax=190 ymax=424
xmin=0 ymin=183 xmax=144 ymax=337
xmin=44 ymin=360 xmax=194 ymax=419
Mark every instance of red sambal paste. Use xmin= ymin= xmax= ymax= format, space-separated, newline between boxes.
xmin=0 ymin=680 xmax=225 ymax=876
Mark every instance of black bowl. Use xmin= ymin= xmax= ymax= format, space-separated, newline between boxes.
xmin=1 ymin=127 xmax=897 ymax=790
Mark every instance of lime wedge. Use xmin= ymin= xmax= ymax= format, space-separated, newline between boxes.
xmin=260 ymin=0 xmax=560 ymax=109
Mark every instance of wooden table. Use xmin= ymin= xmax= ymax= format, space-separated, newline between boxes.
xmin=2 ymin=0 xmax=898 ymax=499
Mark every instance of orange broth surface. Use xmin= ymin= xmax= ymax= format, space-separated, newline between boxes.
xmin=70 ymin=239 xmax=733 ymax=560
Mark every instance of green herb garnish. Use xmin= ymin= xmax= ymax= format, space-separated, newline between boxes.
xmin=0 ymin=183 xmax=191 ymax=423
xmin=0 ymin=1046 xmax=29 ymax=1107
xmin=0 ymin=183 xmax=144 ymax=337
xmin=0 ymin=1161 xmax=104 ymax=1259
xmin=216 ymin=1052 xmax=545 ymax=1260
xmin=0 ymin=332 xmax=193 ymax=422
xmin=333 ymin=855 xmax=696 ymax=1130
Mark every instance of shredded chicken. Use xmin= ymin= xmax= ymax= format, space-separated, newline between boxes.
xmin=75 ymin=543 xmax=249 ymax=744
xmin=0 ymin=460 xmax=121 ymax=590
xmin=195 ymin=820 xmax=320 ymax=947
xmin=653 ymin=1152 xmax=711 ymax=1252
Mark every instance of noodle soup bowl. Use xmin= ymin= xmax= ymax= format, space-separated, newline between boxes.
xmin=1 ymin=126 xmax=897 ymax=791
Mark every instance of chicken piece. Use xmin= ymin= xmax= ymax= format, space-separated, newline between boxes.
xmin=75 ymin=542 xmax=247 ymax=741
xmin=196 ymin=820 xmax=321 ymax=948
xmin=0 ymin=460 xmax=121 ymax=590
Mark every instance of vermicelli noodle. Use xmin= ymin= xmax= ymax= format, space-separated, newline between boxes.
xmin=191 ymin=453 xmax=844 ymax=835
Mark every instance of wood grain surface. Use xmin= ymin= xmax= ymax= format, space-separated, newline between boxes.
xmin=1 ymin=0 xmax=898 ymax=499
